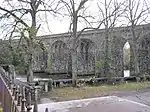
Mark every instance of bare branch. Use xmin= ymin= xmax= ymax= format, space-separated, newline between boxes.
xmin=0 ymin=6 xmax=29 ymax=28
xmin=60 ymin=0 xmax=73 ymax=16
xmin=76 ymin=0 xmax=88 ymax=13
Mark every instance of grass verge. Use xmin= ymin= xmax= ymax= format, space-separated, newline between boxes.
xmin=49 ymin=81 xmax=150 ymax=101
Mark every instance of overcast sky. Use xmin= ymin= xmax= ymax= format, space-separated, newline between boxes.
xmin=37 ymin=0 xmax=99 ymax=36
xmin=0 ymin=0 xmax=99 ymax=38
xmin=0 ymin=0 xmax=150 ymax=39
xmin=38 ymin=0 xmax=150 ymax=36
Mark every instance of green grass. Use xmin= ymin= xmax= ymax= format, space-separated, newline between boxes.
xmin=49 ymin=81 xmax=150 ymax=101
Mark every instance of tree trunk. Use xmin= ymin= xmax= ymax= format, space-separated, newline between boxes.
xmin=71 ymin=50 xmax=78 ymax=87
xmin=71 ymin=15 xmax=78 ymax=87
xmin=27 ymin=8 xmax=36 ymax=83
xmin=27 ymin=50 xmax=34 ymax=83
xmin=131 ymin=24 xmax=140 ymax=76
xmin=27 ymin=34 xmax=35 ymax=83
xmin=68 ymin=53 xmax=72 ymax=77
xmin=103 ymin=0 xmax=110 ymax=77
xmin=103 ymin=28 xmax=110 ymax=76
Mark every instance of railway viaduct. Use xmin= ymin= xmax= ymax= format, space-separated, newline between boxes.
xmin=33 ymin=24 xmax=150 ymax=78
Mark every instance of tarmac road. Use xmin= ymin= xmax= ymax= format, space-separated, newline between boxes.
xmin=38 ymin=88 xmax=150 ymax=112
xmin=38 ymin=96 xmax=150 ymax=112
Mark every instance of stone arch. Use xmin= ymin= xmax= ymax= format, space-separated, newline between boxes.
xmin=76 ymin=38 xmax=96 ymax=74
xmin=123 ymin=41 xmax=131 ymax=77
xmin=51 ymin=40 xmax=69 ymax=73
xmin=33 ymin=46 xmax=48 ymax=72
xmin=121 ymin=39 xmax=136 ymax=77
xmin=77 ymin=38 xmax=96 ymax=52
xmin=110 ymin=36 xmax=134 ymax=77
xmin=51 ymin=40 xmax=68 ymax=53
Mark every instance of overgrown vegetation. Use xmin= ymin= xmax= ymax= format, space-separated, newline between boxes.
xmin=0 ymin=41 xmax=27 ymax=74
xmin=0 ymin=0 xmax=60 ymax=82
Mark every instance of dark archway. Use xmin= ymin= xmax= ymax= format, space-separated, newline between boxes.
xmin=33 ymin=48 xmax=48 ymax=72
xmin=51 ymin=40 xmax=69 ymax=73
xmin=76 ymin=38 xmax=96 ymax=74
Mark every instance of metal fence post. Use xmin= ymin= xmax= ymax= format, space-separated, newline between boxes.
xmin=12 ymin=85 xmax=16 ymax=96
xmin=21 ymin=87 xmax=26 ymax=112
xmin=15 ymin=86 xmax=19 ymax=101
xmin=0 ymin=66 xmax=22 ymax=112
xmin=33 ymin=87 xmax=38 ymax=112
xmin=9 ymin=75 xmax=12 ymax=90
xmin=27 ymin=92 xmax=32 ymax=112
xmin=17 ymin=87 xmax=22 ymax=106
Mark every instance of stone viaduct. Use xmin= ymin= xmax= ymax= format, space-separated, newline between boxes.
xmin=33 ymin=24 xmax=150 ymax=78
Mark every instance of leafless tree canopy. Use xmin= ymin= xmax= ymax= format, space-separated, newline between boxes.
xmin=0 ymin=0 xmax=61 ymax=82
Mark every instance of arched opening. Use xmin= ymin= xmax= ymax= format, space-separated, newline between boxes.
xmin=33 ymin=47 xmax=48 ymax=72
xmin=51 ymin=40 xmax=67 ymax=53
xmin=51 ymin=41 xmax=69 ymax=73
xmin=77 ymin=39 xmax=96 ymax=74
xmin=39 ymin=49 xmax=48 ymax=71
xmin=123 ymin=41 xmax=130 ymax=77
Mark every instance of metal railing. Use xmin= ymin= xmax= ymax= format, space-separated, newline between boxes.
xmin=0 ymin=67 xmax=20 ymax=112
xmin=0 ymin=66 xmax=37 ymax=112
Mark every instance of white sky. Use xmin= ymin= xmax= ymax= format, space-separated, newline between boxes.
xmin=34 ymin=0 xmax=150 ymax=36
xmin=0 ymin=0 xmax=150 ymax=39
xmin=37 ymin=0 xmax=99 ymax=36
xmin=124 ymin=42 xmax=130 ymax=49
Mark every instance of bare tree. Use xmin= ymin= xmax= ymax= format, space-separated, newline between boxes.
xmin=97 ymin=0 xmax=125 ymax=77
xmin=60 ymin=0 xmax=97 ymax=86
xmin=60 ymin=0 xmax=126 ymax=86
xmin=123 ymin=0 xmax=149 ymax=76
xmin=0 ymin=0 xmax=60 ymax=82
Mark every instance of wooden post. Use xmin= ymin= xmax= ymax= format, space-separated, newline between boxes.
xmin=44 ymin=82 xmax=48 ymax=92
xmin=53 ymin=81 xmax=56 ymax=88
xmin=48 ymin=78 xmax=53 ymax=91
